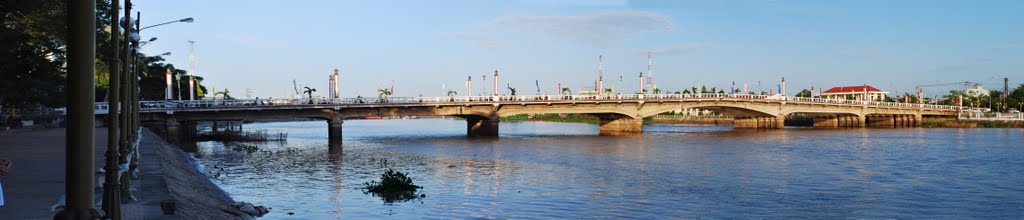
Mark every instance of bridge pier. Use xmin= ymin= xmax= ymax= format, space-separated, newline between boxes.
xmin=328 ymin=119 xmax=343 ymax=141
xmin=467 ymin=117 xmax=499 ymax=137
xmin=813 ymin=117 xmax=838 ymax=128
xmin=733 ymin=116 xmax=783 ymax=129
xmin=165 ymin=118 xmax=180 ymax=144
xmin=867 ymin=115 xmax=895 ymax=128
xmin=914 ymin=114 xmax=923 ymax=127
xmin=598 ymin=117 xmax=643 ymax=135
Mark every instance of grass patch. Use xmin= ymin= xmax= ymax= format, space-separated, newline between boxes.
xmin=363 ymin=169 xmax=424 ymax=203
xmin=921 ymin=121 xmax=945 ymax=128
xmin=976 ymin=121 xmax=1016 ymax=128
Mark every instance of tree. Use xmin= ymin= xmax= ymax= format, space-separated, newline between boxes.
xmin=940 ymin=90 xmax=963 ymax=106
xmin=509 ymin=87 xmax=517 ymax=96
xmin=604 ymin=88 xmax=612 ymax=93
xmin=652 ymin=88 xmax=661 ymax=94
xmin=446 ymin=90 xmax=457 ymax=97
xmin=136 ymin=54 xmax=207 ymax=100
xmin=213 ymin=89 xmax=233 ymax=100
xmin=700 ymin=86 xmax=708 ymax=94
xmin=304 ymin=87 xmax=317 ymax=100
xmin=682 ymin=90 xmax=691 ymax=94
xmin=561 ymin=87 xmax=572 ymax=95
xmin=1009 ymin=84 xmax=1024 ymax=111
xmin=377 ymin=88 xmax=391 ymax=99
xmin=795 ymin=89 xmax=812 ymax=98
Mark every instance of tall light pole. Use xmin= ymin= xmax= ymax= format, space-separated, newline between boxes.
xmin=102 ymin=0 xmax=122 ymax=217
xmin=58 ymin=0 xmax=99 ymax=218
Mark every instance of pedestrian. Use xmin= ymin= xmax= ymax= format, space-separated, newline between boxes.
xmin=0 ymin=157 xmax=10 ymax=207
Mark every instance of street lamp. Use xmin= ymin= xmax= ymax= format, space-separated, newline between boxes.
xmin=141 ymin=17 xmax=194 ymax=31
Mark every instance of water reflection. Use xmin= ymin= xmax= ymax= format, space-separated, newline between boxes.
xmin=190 ymin=119 xmax=1024 ymax=219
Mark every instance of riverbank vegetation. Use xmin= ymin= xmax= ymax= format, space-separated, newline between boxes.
xmin=500 ymin=113 xmax=600 ymax=124
xmin=921 ymin=120 xmax=1022 ymax=128
xmin=195 ymin=129 xmax=287 ymax=142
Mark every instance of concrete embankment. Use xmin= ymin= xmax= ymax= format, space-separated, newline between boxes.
xmin=148 ymin=128 xmax=264 ymax=219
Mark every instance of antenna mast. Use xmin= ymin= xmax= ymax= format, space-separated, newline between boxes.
xmin=647 ymin=51 xmax=653 ymax=90
xmin=598 ymin=55 xmax=604 ymax=94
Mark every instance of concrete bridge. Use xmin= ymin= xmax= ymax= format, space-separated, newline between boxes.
xmin=95 ymin=93 xmax=977 ymax=143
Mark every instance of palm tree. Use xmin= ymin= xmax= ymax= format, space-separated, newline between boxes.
xmin=652 ymin=88 xmax=661 ymax=94
xmin=604 ymin=88 xmax=613 ymax=94
xmin=509 ymin=87 xmax=517 ymax=96
xmin=446 ymin=90 xmax=458 ymax=97
xmin=378 ymin=88 xmax=392 ymax=99
xmin=303 ymin=87 xmax=317 ymax=100
xmin=561 ymin=87 xmax=572 ymax=96
xmin=214 ymin=89 xmax=233 ymax=100
xmin=682 ymin=90 xmax=691 ymax=94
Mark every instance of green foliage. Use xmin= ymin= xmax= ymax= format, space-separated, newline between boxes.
xmin=500 ymin=113 xmax=600 ymax=124
xmin=363 ymin=169 xmax=424 ymax=203
xmin=976 ymin=121 xmax=1016 ymax=128
xmin=796 ymin=89 xmax=813 ymax=98
xmin=921 ymin=121 xmax=945 ymax=128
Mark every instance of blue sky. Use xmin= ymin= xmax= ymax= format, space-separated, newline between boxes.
xmin=136 ymin=0 xmax=1023 ymax=99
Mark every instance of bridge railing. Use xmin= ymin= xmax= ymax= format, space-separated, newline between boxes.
xmin=99 ymin=93 xmax=978 ymax=114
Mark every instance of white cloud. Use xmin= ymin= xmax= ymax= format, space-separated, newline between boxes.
xmin=490 ymin=10 xmax=674 ymax=46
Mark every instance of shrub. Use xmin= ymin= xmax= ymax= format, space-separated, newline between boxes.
xmin=363 ymin=169 xmax=424 ymax=203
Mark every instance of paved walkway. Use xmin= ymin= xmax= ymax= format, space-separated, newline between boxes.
xmin=0 ymin=127 xmax=177 ymax=219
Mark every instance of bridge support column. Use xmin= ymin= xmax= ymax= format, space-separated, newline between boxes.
xmin=775 ymin=115 xmax=785 ymax=128
xmin=328 ymin=119 xmax=343 ymax=142
xmin=867 ymin=115 xmax=895 ymax=128
xmin=598 ymin=117 xmax=643 ymax=135
xmin=467 ymin=117 xmax=499 ymax=137
xmin=896 ymin=115 xmax=906 ymax=128
xmin=914 ymin=114 xmax=923 ymax=127
xmin=813 ymin=117 xmax=838 ymax=128
xmin=734 ymin=116 xmax=782 ymax=129
xmin=165 ymin=118 xmax=180 ymax=144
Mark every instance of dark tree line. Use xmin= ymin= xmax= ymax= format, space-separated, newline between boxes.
xmin=1 ymin=0 xmax=206 ymax=115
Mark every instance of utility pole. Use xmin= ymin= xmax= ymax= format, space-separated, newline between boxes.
xmin=1005 ymin=77 xmax=1010 ymax=112
xmin=58 ymin=0 xmax=99 ymax=218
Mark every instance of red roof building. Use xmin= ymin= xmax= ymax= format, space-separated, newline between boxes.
xmin=818 ymin=85 xmax=888 ymax=101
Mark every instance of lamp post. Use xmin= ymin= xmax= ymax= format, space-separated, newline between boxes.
xmin=57 ymin=0 xmax=99 ymax=218
xmin=102 ymin=0 xmax=123 ymax=217
xmin=141 ymin=17 xmax=193 ymax=31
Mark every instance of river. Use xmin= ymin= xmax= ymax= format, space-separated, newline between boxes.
xmin=191 ymin=119 xmax=1024 ymax=219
